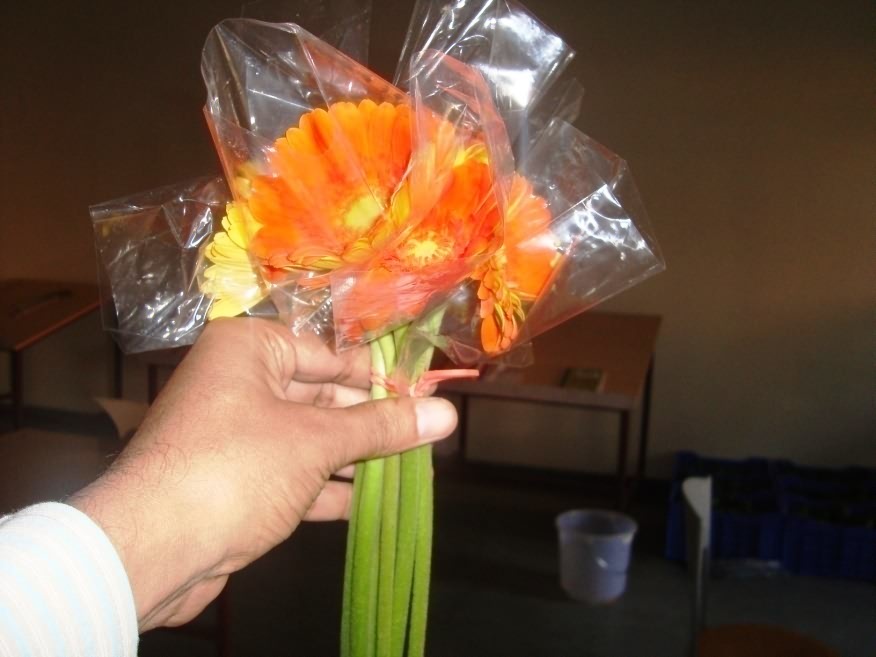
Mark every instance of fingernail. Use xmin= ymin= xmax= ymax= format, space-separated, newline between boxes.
xmin=415 ymin=398 xmax=457 ymax=443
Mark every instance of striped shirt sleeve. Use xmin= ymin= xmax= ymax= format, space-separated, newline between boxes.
xmin=0 ymin=502 xmax=138 ymax=657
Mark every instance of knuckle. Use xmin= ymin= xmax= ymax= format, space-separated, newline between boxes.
xmin=371 ymin=400 xmax=406 ymax=453
xmin=337 ymin=354 xmax=356 ymax=384
xmin=297 ymin=407 xmax=344 ymax=474
xmin=261 ymin=323 xmax=294 ymax=362
xmin=325 ymin=429 xmax=350 ymax=468
xmin=314 ymin=383 xmax=338 ymax=407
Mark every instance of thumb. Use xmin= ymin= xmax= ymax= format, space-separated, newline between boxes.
xmin=326 ymin=396 xmax=458 ymax=466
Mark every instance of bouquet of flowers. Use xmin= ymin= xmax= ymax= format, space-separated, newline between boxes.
xmin=92 ymin=1 xmax=663 ymax=655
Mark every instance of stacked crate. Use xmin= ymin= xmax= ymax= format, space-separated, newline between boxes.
xmin=665 ymin=452 xmax=876 ymax=581
xmin=776 ymin=463 xmax=876 ymax=580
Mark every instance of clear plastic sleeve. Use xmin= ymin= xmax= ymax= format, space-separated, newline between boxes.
xmin=91 ymin=176 xmax=231 ymax=353
xmin=201 ymin=18 xmax=412 ymax=341
xmin=407 ymin=118 xmax=664 ymax=367
xmin=198 ymin=1 xmax=578 ymax=351
xmin=328 ymin=48 xmax=517 ymax=347
xmin=94 ymin=1 xmax=662 ymax=366
xmin=395 ymin=0 xmax=575 ymax=142
xmin=241 ymin=0 xmax=372 ymax=64
xmin=522 ymin=120 xmax=664 ymax=333
xmin=91 ymin=5 xmax=374 ymax=354
xmin=513 ymin=75 xmax=585 ymax=157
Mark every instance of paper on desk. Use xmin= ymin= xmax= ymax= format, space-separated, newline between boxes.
xmin=94 ymin=397 xmax=149 ymax=441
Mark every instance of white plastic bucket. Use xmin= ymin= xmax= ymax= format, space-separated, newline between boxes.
xmin=556 ymin=509 xmax=638 ymax=604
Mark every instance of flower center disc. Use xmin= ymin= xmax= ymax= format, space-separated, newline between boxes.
xmin=401 ymin=231 xmax=453 ymax=267
xmin=343 ymin=194 xmax=383 ymax=234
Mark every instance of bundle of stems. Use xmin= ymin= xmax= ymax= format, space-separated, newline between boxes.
xmin=341 ymin=312 xmax=443 ymax=657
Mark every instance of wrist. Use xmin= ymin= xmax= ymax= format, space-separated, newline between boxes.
xmin=69 ymin=452 xmax=212 ymax=631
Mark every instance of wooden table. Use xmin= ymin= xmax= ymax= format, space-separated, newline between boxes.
xmin=0 ymin=279 xmax=100 ymax=427
xmin=443 ymin=311 xmax=661 ymax=508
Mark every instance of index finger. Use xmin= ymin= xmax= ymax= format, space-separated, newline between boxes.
xmin=280 ymin=327 xmax=372 ymax=389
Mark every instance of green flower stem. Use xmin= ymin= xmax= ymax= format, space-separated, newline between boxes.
xmin=341 ymin=460 xmax=365 ymax=657
xmin=376 ymin=332 xmax=400 ymax=657
xmin=394 ymin=319 xmax=441 ymax=657
xmin=406 ymin=444 xmax=433 ymax=657
xmin=377 ymin=453 xmax=400 ymax=657
xmin=377 ymin=332 xmax=398 ymax=377
xmin=352 ymin=457 xmax=385 ymax=657
xmin=343 ymin=318 xmax=442 ymax=657
xmin=389 ymin=448 xmax=421 ymax=657
xmin=392 ymin=325 xmax=409 ymax=354
xmin=348 ymin=341 xmax=389 ymax=657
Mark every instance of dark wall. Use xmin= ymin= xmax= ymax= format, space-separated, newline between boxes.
xmin=1 ymin=0 xmax=872 ymax=473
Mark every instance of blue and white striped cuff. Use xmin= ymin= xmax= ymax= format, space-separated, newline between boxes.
xmin=0 ymin=502 xmax=138 ymax=657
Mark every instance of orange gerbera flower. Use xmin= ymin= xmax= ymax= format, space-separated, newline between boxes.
xmin=472 ymin=175 xmax=557 ymax=353
xmin=333 ymin=149 xmax=500 ymax=339
xmin=204 ymin=98 xmax=554 ymax=353
xmin=247 ymin=99 xmax=413 ymax=270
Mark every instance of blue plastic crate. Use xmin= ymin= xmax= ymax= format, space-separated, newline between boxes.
xmin=665 ymin=488 xmax=685 ymax=561
xmin=777 ymin=465 xmax=876 ymax=505
xmin=664 ymin=451 xmax=876 ymax=581
xmin=778 ymin=489 xmax=876 ymax=581
xmin=665 ymin=454 xmax=782 ymax=563
xmin=714 ymin=510 xmax=784 ymax=561
xmin=665 ymin=499 xmax=784 ymax=562
xmin=782 ymin=516 xmax=876 ymax=581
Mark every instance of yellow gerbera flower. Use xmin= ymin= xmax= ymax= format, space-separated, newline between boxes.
xmin=201 ymin=203 xmax=268 ymax=319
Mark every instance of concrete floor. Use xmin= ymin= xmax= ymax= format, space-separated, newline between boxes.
xmin=1 ymin=410 xmax=872 ymax=656
xmin=138 ymin=463 xmax=875 ymax=657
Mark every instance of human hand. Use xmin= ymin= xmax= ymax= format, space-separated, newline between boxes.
xmin=69 ymin=318 xmax=457 ymax=631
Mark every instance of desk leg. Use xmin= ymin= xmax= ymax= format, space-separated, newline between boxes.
xmin=217 ymin=581 xmax=232 ymax=657
xmin=112 ymin=343 xmax=124 ymax=398
xmin=616 ymin=410 xmax=630 ymax=509
xmin=637 ymin=357 xmax=655 ymax=482
xmin=457 ymin=393 xmax=469 ymax=462
xmin=11 ymin=351 xmax=22 ymax=429
xmin=147 ymin=364 xmax=160 ymax=404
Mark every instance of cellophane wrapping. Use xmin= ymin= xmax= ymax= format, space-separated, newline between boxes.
xmin=395 ymin=0 xmax=574 ymax=142
xmin=91 ymin=176 xmax=233 ymax=353
xmin=202 ymin=18 xmax=409 ymax=342
xmin=326 ymin=47 xmax=516 ymax=347
xmin=200 ymin=0 xmax=589 ymax=355
xmin=407 ymin=117 xmax=665 ymax=368
xmin=93 ymin=0 xmax=663 ymax=367
xmin=90 ymin=1 xmax=374 ymax=354
xmin=242 ymin=0 xmax=372 ymax=64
